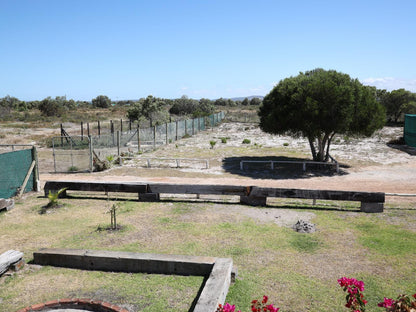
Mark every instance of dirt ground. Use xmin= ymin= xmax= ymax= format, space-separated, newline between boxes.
xmin=25 ymin=122 xmax=415 ymax=226
xmin=34 ymin=122 xmax=416 ymax=193
xmin=2 ymin=121 xmax=416 ymax=208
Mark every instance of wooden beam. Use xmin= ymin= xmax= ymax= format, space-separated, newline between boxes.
xmin=249 ymin=187 xmax=385 ymax=203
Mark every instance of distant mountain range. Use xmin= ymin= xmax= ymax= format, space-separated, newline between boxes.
xmin=229 ymin=95 xmax=264 ymax=101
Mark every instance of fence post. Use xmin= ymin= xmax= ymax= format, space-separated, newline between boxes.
xmin=165 ymin=123 xmax=169 ymax=145
xmin=117 ymin=131 xmax=120 ymax=156
xmin=129 ymin=120 xmax=132 ymax=132
xmin=120 ymin=119 xmax=123 ymax=133
xmin=176 ymin=120 xmax=178 ymax=141
xmin=153 ymin=126 xmax=156 ymax=149
xmin=192 ymin=119 xmax=195 ymax=135
xmin=60 ymin=124 xmax=64 ymax=146
xmin=98 ymin=120 xmax=101 ymax=137
xmin=81 ymin=121 xmax=84 ymax=141
xmin=110 ymin=120 xmax=114 ymax=134
xmin=31 ymin=146 xmax=40 ymax=192
xmin=87 ymin=122 xmax=90 ymax=137
xmin=89 ymin=135 xmax=93 ymax=172
xmin=137 ymin=125 xmax=141 ymax=153
xmin=185 ymin=120 xmax=187 ymax=136
xmin=53 ymin=138 xmax=57 ymax=173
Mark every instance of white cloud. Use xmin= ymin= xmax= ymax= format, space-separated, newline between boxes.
xmin=362 ymin=77 xmax=416 ymax=92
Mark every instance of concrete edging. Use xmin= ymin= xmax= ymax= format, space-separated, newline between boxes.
xmin=32 ymin=248 xmax=234 ymax=312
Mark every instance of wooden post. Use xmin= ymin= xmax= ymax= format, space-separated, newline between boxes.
xmin=137 ymin=125 xmax=141 ymax=152
xmin=120 ymin=119 xmax=123 ymax=133
xmin=110 ymin=120 xmax=114 ymax=134
xmin=60 ymin=124 xmax=64 ymax=146
xmin=185 ymin=120 xmax=188 ymax=136
xmin=81 ymin=121 xmax=84 ymax=141
xmin=153 ymin=126 xmax=156 ymax=149
xmin=165 ymin=123 xmax=168 ymax=145
xmin=117 ymin=131 xmax=120 ymax=156
xmin=176 ymin=120 xmax=178 ymax=141
xmin=87 ymin=122 xmax=90 ymax=137
xmin=192 ymin=119 xmax=195 ymax=135
xmin=129 ymin=120 xmax=132 ymax=132
xmin=31 ymin=146 xmax=40 ymax=192
xmin=89 ymin=135 xmax=93 ymax=172
xmin=98 ymin=120 xmax=101 ymax=137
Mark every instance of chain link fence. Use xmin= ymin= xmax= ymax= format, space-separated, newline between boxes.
xmin=52 ymin=112 xmax=225 ymax=172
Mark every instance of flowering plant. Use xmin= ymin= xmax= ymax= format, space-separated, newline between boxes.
xmin=216 ymin=296 xmax=279 ymax=312
xmin=378 ymin=293 xmax=416 ymax=312
xmin=338 ymin=277 xmax=368 ymax=312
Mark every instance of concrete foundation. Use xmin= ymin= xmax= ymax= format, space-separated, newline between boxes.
xmin=33 ymin=248 xmax=234 ymax=312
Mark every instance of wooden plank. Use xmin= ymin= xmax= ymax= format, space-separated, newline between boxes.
xmin=44 ymin=181 xmax=148 ymax=196
xmin=17 ymin=160 xmax=36 ymax=197
xmin=250 ymin=187 xmax=385 ymax=203
xmin=147 ymin=183 xmax=249 ymax=196
xmin=0 ymin=250 xmax=23 ymax=276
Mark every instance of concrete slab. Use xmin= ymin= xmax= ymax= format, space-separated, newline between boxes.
xmin=33 ymin=248 xmax=234 ymax=312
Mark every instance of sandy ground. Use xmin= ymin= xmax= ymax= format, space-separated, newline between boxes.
xmin=37 ymin=123 xmax=416 ymax=194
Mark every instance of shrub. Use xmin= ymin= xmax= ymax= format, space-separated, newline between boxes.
xmin=242 ymin=138 xmax=251 ymax=144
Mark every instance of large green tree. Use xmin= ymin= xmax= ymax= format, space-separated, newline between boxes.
xmin=127 ymin=95 xmax=169 ymax=126
xmin=92 ymin=95 xmax=111 ymax=108
xmin=259 ymin=69 xmax=385 ymax=162
xmin=379 ymin=88 xmax=416 ymax=123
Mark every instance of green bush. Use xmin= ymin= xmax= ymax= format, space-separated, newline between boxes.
xmin=242 ymin=138 xmax=251 ymax=144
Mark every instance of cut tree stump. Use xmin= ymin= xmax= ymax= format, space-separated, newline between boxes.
xmin=0 ymin=250 xmax=24 ymax=276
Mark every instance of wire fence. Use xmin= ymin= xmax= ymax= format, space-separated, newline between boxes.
xmin=52 ymin=112 xmax=225 ymax=172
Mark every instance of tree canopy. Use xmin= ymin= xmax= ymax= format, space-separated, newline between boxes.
xmin=379 ymin=88 xmax=416 ymax=123
xmin=126 ymin=95 xmax=169 ymax=126
xmin=259 ymin=69 xmax=385 ymax=162
xmin=92 ymin=95 xmax=112 ymax=108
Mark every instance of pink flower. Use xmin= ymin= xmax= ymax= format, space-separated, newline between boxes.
xmin=377 ymin=297 xmax=395 ymax=308
xmin=266 ymin=304 xmax=280 ymax=312
xmin=222 ymin=303 xmax=236 ymax=312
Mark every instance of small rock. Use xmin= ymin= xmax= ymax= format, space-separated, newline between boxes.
xmin=293 ymin=219 xmax=316 ymax=233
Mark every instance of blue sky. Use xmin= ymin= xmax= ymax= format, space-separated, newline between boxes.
xmin=1 ymin=0 xmax=415 ymax=101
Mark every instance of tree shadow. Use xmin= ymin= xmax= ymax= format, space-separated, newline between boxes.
xmin=387 ymin=143 xmax=416 ymax=156
xmin=222 ymin=156 xmax=350 ymax=180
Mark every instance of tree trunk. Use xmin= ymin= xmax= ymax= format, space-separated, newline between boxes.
xmin=308 ymin=137 xmax=317 ymax=161
xmin=324 ymin=133 xmax=335 ymax=161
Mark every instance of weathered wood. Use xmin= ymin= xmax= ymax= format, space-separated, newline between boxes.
xmin=249 ymin=187 xmax=385 ymax=203
xmin=43 ymin=180 xmax=385 ymax=212
xmin=44 ymin=181 xmax=148 ymax=197
xmin=147 ymin=183 xmax=249 ymax=196
xmin=18 ymin=160 xmax=36 ymax=198
xmin=0 ymin=250 xmax=24 ymax=276
xmin=0 ymin=198 xmax=15 ymax=212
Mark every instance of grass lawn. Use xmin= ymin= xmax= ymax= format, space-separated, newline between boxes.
xmin=1 ymin=192 xmax=415 ymax=312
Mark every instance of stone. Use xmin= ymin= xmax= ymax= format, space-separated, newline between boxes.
xmin=293 ymin=219 xmax=316 ymax=233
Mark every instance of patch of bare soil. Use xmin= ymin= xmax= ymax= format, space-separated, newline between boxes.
xmin=33 ymin=122 xmax=416 ymax=226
